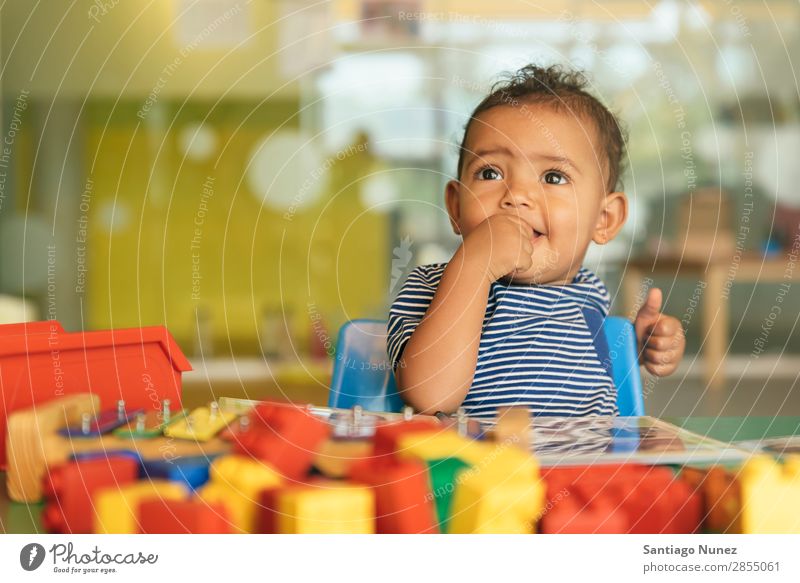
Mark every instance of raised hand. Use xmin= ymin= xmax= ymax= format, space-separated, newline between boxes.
xmin=634 ymin=288 xmax=686 ymax=376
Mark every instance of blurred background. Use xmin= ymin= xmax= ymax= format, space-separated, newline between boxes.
xmin=0 ymin=0 xmax=798 ymax=415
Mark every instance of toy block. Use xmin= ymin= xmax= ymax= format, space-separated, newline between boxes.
xmin=397 ymin=432 xmax=540 ymax=532
xmin=443 ymin=443 xmax=542 ymax=534
xmin=542 ymin=464 xmax=701 ymax=534
xmin=164 ymin=403 xmax=238 ymax=441
xmin=141 ymin=454 xmax=222 ymax=490
xmin=396 ymin=429 xmax=490 ymax=466
xmin=275 ymin=482 xmax=375 ymax=534
xmin=93 ymin=480 xmax=188 ymax=533
xmin=197 ymin=455 xmax=283 ymax=533
xmin=0 ymin=320 xmax=189 ymax=468
xmin=618 ymin=468 xmax=700 ymax=534
xmin=350 ymin=457 xmax=438 ymax=533
xmin=472 ymin=442 xmax=540 ymax=481
xmin=138 ymin=498 xmax=232 ymax=534
xmin=426 ymin=457 xmax=472 ymax=532
xmin=114 ymin=401 xmax=187 ymax=439
xmin=540 ymin=496 xmax=629 ymax=534
xmin=255 ymin=484 xmax=286 ymax=533
xmin=235 ymin=402 xmax=330 ymax=479
xmin=209 ymin=454 xmax=283 ymax=492
xmin=658 ymin=479 xmax=703 ymax=534
xmin=493 ymin=406 xmax=532 ymax=449
xmin=59 ymin=402 xmax=145 ymax=437
xmin=372 ymin=418 xmax=442 ymax=459
xmin=313 ymin=438 xmax=374 ymax=479
xmin=448 ymin=463 xmax=545 ymax=534
xmin=197 ymin=483 xmax=252 ymax=533
xmin=681 ymin=466 xmax=742 ymax=533
xmin=740 ymin=455 xmax=800 ymax=533
xmin=6 ymin=393 xmax=99 ymax=502
xmin=6 ymin=394 xmax=231 ymax=503
xmin=41 ymin=455 xmax=140 ymax=533
xmin=249 ymin=400 xmax=312 ymax=427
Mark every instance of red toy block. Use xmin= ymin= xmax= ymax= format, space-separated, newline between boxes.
xmin=235 ymin=402 xmax=330 ymax=479
xmin=541 ymin=464 xmax=702 ymax=535
xmin=541 ymin=496 xmax=629 ymax=534
xmin=138 ymin=499 xmax=232 ymax=534
xmin=372 ymin=419 xmax=442 ymax=460
xmin=0 ymin=320 xmax=190 ymax=468
xmin=41 ymin=455 xmax=140 ymax=533
xmin=255 ymin=484 xmax=285 ymax=534
xmin=350 ymin=457 xmax=438 ymax=534
xmin=657 ymin=479 xmax=703 ymax=534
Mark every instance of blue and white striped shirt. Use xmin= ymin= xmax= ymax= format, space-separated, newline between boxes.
xmin=387 ymin=263 xmax=618 ymax=419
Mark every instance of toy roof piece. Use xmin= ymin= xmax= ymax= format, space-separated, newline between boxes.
xmin=0 ymin=320 xmax=191 ymax=469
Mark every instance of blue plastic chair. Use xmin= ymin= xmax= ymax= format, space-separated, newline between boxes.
xmin=328 ymin=316 xmax=644 ymax=416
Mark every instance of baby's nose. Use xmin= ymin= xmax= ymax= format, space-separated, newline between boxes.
xmin=500 ymin=188 xmax=537 ymax=209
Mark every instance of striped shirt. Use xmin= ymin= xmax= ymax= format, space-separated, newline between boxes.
xmin=387 ymin=263 xmax=618 ymax=419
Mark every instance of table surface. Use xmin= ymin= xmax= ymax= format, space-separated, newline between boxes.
xmin=3 ymin=415 xmax=799 ymax=534
xmin=626 ymin=252 xmax=791 ymax=278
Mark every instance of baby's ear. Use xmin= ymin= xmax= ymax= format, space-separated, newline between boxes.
xmin=444 ymin=180 xmax=462 ymax=235
xmin=592 ymin=191 xmax=628 ymax=245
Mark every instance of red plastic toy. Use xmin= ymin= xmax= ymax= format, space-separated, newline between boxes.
xmin=41 ymin=455 xmax=140 ymax=533
xmin=540 ymin=464 xmax=702 ymax=534
xmin=542 ymin=496 xmax=629 ymax=534
xmin=235 ymin=401 xmax=330 ymax=479
xmin=255 ymin=484 xmax=285 ymax=534
xmin=138 ymin=499 xmax=232 ymax=534
xmin=349 ymin=457 xmax=438 ymax=534
xmin=0 ymin=320 xmax=191 ymax=468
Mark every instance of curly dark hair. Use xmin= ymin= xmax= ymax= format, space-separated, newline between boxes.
xmin=456 ymin=64 xmax=627 ymax=192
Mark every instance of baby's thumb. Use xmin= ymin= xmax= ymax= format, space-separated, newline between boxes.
xmin=643 ymin=288 xmax=662 ymax=313
xmin=636 ymin=288 xmax=662 ymax=330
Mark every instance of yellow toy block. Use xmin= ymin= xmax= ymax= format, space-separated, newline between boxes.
xmin=447 ymin=468 xmax=545 ymax=534
xmin=93 ymin=480 xmax=188 ymax=533
xmin=209 ymin=455 xmax=283 ymax=491
xmin=473 ymin=442 xmax=540 ymax=481
xmin=276 ymin=483 xmax=375 ymax=534
xmin=197 ymin=455 xmax=283 ymax=533
xmin=400 ymin=430 xmax=538 ymax=477
xmin=164 ymin=404 xmax=237 ymax=441
xmin=446 ymin=444 xmax=542 ymax=534
xmin=397 ymin=429 xmax=491 ymax=465
xmin=739 ymin=455 xmax=800 ymax=534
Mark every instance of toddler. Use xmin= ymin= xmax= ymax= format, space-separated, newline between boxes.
xmin=388 ymin=64 xmax=684 ymax=418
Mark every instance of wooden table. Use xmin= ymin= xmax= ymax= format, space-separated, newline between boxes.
xmin=622 ymin=253 xmax=794 ymax=389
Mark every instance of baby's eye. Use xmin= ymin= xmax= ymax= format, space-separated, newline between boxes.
xmin=476 ymin=166 xmax=503 ymax=181
xmin=542 ymin=170 xmax=569 ymax=185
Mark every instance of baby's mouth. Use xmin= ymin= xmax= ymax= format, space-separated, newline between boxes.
xmin=531 ymin=228 xmax=545 ymax=243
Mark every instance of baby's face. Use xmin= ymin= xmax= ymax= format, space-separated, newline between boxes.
xmin=446 ymin=103 xmax=625 ymax=285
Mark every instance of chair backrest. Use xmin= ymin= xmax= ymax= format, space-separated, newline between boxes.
xmin=329 ymin=316 xmax=644 ymax=416
xmin=328 ymin=319 xmax=404 ymax=412
xmin=602 ymin=316 xmax=645 ymax=416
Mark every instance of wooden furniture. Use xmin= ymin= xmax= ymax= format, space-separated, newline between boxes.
xmin=622 ymin=253 xmax=793 ymax=389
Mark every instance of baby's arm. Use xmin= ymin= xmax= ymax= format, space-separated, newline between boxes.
xmin=395 ymin=247 xmax=492 ymax=414
xmin=396 ymin=215 xmax=533 ymax=413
